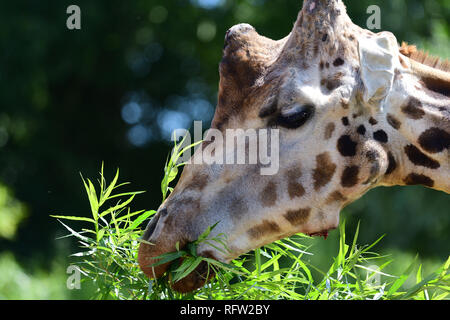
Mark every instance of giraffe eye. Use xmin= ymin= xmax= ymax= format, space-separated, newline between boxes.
xmin=276 ymin=104 xmax=315 ymax=129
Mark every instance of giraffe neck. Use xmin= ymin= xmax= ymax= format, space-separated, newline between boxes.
xmin=379 ymin=76 xmax=450 ymax=194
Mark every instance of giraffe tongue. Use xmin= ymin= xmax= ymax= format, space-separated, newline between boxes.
xmin=308 ymin=230 xmax=329 ymax=240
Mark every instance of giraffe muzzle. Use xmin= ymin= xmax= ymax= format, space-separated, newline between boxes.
xmin=138 ymin=207 xmax=214 ymax=292
xmin=138 ymin=209 xmax=174 ymax=279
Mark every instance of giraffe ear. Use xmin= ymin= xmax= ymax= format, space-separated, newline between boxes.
xmin=358 ymin=33 xmax=400 ymax=106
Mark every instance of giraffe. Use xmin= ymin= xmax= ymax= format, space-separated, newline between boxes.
xmin=138 ymin=0 xmax=450 ymax=293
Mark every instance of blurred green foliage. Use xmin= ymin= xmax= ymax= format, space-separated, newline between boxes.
xmin=0 ymin=252 xmax=66 ymax=299
xmin=0 ymin=0 xmax=448 ymax=298
xmin=0 ymin=184 xmax=27 ymax=240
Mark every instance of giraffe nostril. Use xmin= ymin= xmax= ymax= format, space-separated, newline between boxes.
xmin=142 ymin=208 xmax=168 ymax=240
xmin=160 ymin=207 xmax=168 ymax=217
xmin=142 ymin=213 xmax=160 ymax=240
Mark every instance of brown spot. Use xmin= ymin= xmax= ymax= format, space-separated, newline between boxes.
xmin=418 ymin=127 xmax=450 ymax=154
xmin=319 ymin=61 xmax=324 ymax=70
xmin=321 ymin=78 xmax=342 ymax=91
xmin=419 ymin=75 xmax=450 ymax=97
xmin=324 ymin=122 xmax=335 ymax=140
xmin=261 ymin=181 xmax=278 ymax=207
xmin=403 ymin=173 xmax=434 ymax=187
xmin=284 ymin=208 xmax=311 ymax=226
xmin=326 ymin=191 xmax=347 ymax=204
xmin=313 ymin=152 xmax=337 ymax=190
xmin=373 ymin=130 xmax=388 ymax=143
xmin=357 ymin=125 xmax=366 ymax=135
xmin=369 ymin=117 xmax=378 ymax=125
xmin=385 ymin=151 xmax=397 ymax=175
xmin=401 ymin=97 xmax=425 ymax=119
xmin=333 ymin=57 xmax=345 ymax=67
xmin=337 ymin=135 xmax=357 ymax=157
xmin=386 ymin=114 xmax=401 ymax=130
xmin=341 ymin=166 xmax=360 ymax=188
xmin=248 ymin=220 xmax=281 ymax=239
xmin=229 ymin=195 xmax=249 ymax=217
xmin=325 ymin=62 xmax=330 ymax=68
xmin=287 ymin=168 xmax=305 ymax=199
xmin=404 ymin=145 xmax=440 ymax=169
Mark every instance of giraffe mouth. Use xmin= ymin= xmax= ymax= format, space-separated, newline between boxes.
xmin=307 ymin=224 xmax=340 ymax=240
xmin=138 ymin=211 xmax=217 ymax=293
xmin=169 ymin=258 xmax=215 ymax=293
xmin=308 ymin=230 xmax=330 ymax=240
xmin=138 ymin=240 xmax=215 ymax=293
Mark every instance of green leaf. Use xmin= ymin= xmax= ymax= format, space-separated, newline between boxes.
xmin=55 ymin=219 xmax=91 ymax=242
xmin=255 ymin=248 xmax=261 ymax=276
xmin=115 ymin=209 xmax=146 ymax=222
xmin=96 ymin=228 xmax=105 ymax=242
xmin=87 ymin=179 xmax=99 ymax=220
xmin=100 ymin=168 xmax=120 ymax=206
xmin=50 ymin=215 xmax=95 ymax=223
xmin=195 ymin=221 xmax=220 ymax=245
xmin=185 ymin=243 xmax=197 ymax=257
xmin=107 ymin=191 xmax=145 ymax=200
xmin=399 ymin=271 xmax=438 ymax=300
xmin=98 ymin=194 xmax=136 ymax=218
xmin=172 ymin=257 xmax=203 ymax=282
xmin=151 ymin=251 xmax=186 ymax=267
xmin=166 ymin=166 xmax=178 ymax=184
xmin=126 ymin=210 xmax=155 ymax=231
xmin=349 ymin=221 xmax=360 ymax=257
xmin=387 ymin=255 xmax=418 ymax=297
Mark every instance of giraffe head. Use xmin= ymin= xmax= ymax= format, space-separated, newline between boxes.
xmin=139 ymin=0 xmax=450 ymax=292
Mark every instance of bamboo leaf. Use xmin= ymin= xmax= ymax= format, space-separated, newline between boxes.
xmin=100 ymin=168 xmax=120 ymax=206
xmin=387 ymin=255 xmax=418 ymax=297
xmin=96 ymin=228 xmax=105 ymax=242
xmin=99 ymin=195 xmax=136 ymax=218
xmin=50 ymin=215 xmax=95 ymax=223
xmin=55 ymin=219 xmax=91 ymax=242
xmin=87 ymin=179 xmax=99 ymax=220
xmin=172 ymin=257 xmax=203 ymax=282
xmin=127 ymin=210 xmax=155 ymax=230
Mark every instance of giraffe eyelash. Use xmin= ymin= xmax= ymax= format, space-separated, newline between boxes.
xmin=273 ymin=104 xmax=315 ymax=129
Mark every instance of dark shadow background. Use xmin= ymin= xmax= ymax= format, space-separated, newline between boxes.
xmin=0 ymin=0 xmax=448 ymax=294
